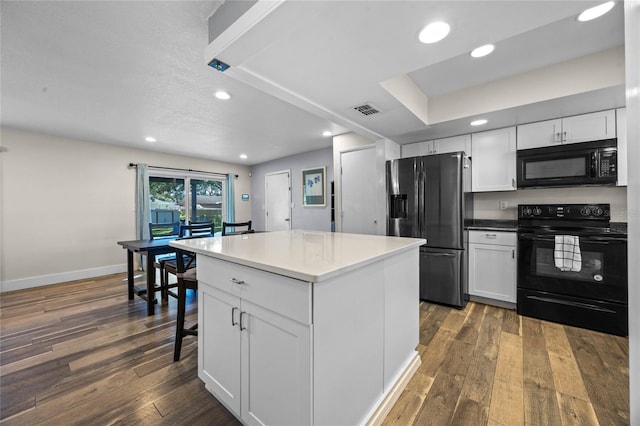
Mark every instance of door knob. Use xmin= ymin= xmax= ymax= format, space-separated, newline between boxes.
xmin=285 ymin=218 xmax=290 ymax=221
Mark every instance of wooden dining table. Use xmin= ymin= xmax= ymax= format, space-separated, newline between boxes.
xmin=117 ymin=237 xmax=177 ymax=316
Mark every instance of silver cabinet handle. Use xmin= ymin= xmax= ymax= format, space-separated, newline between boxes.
xmin=512 ymin=250 xmax=515 ymax=259
xmin=563 ymin=131 xmax=567 ymax=142
xmin=485 ymin=233 xmax=497 ymax=239
xmin=239 ymin=311 xmax=247 ymax=331
xmin=231 ymin=307 xmax=238 ymax=326
xmin=512 ymin=178 xmax=516 ymax=189
xmin=230 ymin=278 xmax=245 ymax=285
xmin=285 ymin=218 xmax=290 ymax=221
xmin=555 ymin=132 xmax=561 ymax=143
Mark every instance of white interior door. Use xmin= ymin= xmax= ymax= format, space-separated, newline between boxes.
xmin=265 ymin=170 xmax=291 ymax=231
xmin=340 ymin=147 xmax=377 ymax=235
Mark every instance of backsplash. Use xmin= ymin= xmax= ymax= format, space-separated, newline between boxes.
xmin=473 ymin=186 xmax=628 ymax=222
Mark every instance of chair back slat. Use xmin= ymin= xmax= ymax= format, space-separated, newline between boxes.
xmin=179 ymin=222 xmax=214 ymax=238
xmin=222 ymin=221 xmax=252 ymax=236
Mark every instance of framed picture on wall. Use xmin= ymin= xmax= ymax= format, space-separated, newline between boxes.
xmin=302 ymin=167 xmax=326 ymax=207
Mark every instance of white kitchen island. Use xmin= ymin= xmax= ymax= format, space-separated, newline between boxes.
xmin=170 ymin=230 xmax=425 ymax=426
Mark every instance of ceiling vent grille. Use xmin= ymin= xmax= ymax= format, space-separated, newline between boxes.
xmin=353 ymin=103 xmax=381 ymax=116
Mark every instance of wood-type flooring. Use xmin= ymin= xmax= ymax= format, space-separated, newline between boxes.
xmin=0 ymin=273 xmax=630 ymax=425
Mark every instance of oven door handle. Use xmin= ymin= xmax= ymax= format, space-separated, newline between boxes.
xmin=519 ymin=233 xmax=555 ymax=241
xmin=519 ymin=233 xmax=627 ymax=243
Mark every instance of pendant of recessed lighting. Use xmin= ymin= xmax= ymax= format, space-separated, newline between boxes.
xmin=470 ymin=44 xmax=495 ymax=58
xmin=418 ymin=21 xmax=450 ymax=44
xmin=578 ymin=1 xmax=615 ymax=22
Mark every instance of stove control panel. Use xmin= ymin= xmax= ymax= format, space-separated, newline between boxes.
xmin=518 ymin=204 xmax=610 ymax=220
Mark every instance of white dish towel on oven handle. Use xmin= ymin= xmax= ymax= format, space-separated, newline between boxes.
xmin=554 ymin=235 xmax=582 ymax=272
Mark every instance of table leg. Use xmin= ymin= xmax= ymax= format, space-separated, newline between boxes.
xmin=127 ymin=250 xmax=134 ymax=300
xmin=146 ymin=254 xmax=156 ymax=316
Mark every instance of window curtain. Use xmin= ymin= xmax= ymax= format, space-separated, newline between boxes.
xmin=136 ymin=163 xmax=151 ymax=240
xmin=226 ymin=173 xmax=235 ymax=225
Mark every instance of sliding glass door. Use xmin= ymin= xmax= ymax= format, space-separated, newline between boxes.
xmin=148 ymin=171 xmax=226 ymax=234
xmin=190 ymin=178 xmax=223 ymax=231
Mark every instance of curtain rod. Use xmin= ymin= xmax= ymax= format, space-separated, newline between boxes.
xmin=128 ymin=163 xmax=238 ymax=178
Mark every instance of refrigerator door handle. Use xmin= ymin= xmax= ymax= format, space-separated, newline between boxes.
xmin=422 ymin=252 xmax=456 ymax=257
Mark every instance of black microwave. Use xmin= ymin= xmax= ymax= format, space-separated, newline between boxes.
xmin=517 ymin=139 xmax=617 ymax=189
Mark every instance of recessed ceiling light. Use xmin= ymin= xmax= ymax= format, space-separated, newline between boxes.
xmin=577 ymin=1 xmax=615 ymax=22
xmin=145 ymin=136 xmax=157 ymax=143
xmin=470 ymin=119 xmax=488 ymax=126
xmin=215 ymin=91 xmax=231 ymax=100
xmin=418 ymin=21 xmax=450 ymax=44
xmin=322 ymin=130 xmax=332 ymax=137
xmin=239 ymin=154 xmax=247 ymax=159
xmin=470 ymin=44 xmax=495 ymax=58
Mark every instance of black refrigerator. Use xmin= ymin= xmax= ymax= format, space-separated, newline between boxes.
xmin=386 ymin=152 xmax=473 ymax=308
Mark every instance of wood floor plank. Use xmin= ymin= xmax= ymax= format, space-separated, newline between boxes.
xmin=548 ymin=352 xmax=590 ymax=401
xmin=523 ymin=380 xmax=562 ymax=426
xmin=382 ymin=371 xmax=434 ymax=426
xmin=413 ymin=372 xmax=465 ymax=425
xmin=565 ymin=325 xmax=630 ymax=425
xmin=556 ymin=392 xmax=600 ymax=426
xmin=522 ymin=317 xmax=555 ymax=390
xmin=488 ymin=377 xmax=524 ymax=426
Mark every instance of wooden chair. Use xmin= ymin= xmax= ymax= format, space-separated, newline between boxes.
xmin=173 ymin=247 xmax=198 ymax=361
xmin=149 ymin=222 xmax=181 ymax=301
xmin=222 ymin=221 xmax=253 ymax=236
xmin=162 ymin=222 xmax=214 ymax=298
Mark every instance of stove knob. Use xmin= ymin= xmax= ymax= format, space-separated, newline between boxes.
xmin=523 ymin=207 xmax=532 ymax=216
xmin=533 ymin=207 xmax=542 ymax=216
xmin=593 ymin=207 xmax=603 ymax=216
xmin=580 ymin=207 xmax=592 ymax=216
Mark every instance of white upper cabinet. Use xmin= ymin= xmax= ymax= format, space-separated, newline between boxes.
xmin=401 ymin=140 xmax=433 ymax=157
xmin=471 ymin=127 xmax=517 ymax=192
xmin=402 ymin=134 xmax=471 ymax=158
xmin=516 ymin=119 xmax=562 ymax=149
xmin=517 ymin=110 xmax=616 ymax=150
xmin=617 ymin=107 xmax=627 ymax=187
xmin=433 ymin=134 xmax=471 ymax=155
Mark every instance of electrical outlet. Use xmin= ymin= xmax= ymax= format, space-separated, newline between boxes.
xmin=499 ymin=201 xmax=508 ymax=210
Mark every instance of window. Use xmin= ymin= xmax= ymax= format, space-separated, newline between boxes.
xmin=148 ymin=171 xmax=226 ymax=233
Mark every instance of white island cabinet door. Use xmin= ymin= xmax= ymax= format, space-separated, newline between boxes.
xmin=199 ymin=284 xmax=241 ymax=415
xmin=240 ymin=300 xmax=312 ymax=426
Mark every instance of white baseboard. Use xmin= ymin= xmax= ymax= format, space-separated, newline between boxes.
xmin=366 ymin=351 xmax=422 ymax=426
xmin=1 ymin=264 xmax=128 ymax=293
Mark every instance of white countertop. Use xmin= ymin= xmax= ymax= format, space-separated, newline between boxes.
xmin=170 ymin=230 xmax=425 ymax=282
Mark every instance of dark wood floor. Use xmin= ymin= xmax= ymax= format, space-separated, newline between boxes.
xmin=0 ymin=273 xmax=629 ymax=425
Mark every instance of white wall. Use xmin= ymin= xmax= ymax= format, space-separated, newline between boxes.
xmin=0 ymin=128 xmax=251 ymax=292
xmin=624 ymin=1 xmax=639 ymax=422
xmin=250 ymin=147 xmax=333 ymax=232
xmin=473 ymin=186 xmax=628 ymax=222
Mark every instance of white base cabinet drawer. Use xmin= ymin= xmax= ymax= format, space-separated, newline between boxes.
xmin=198 ymin=255 xmax=311 ymax=325
xmin=468 ymin=231 xmax=517 ymax=303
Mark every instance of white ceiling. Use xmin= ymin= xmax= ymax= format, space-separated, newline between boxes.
xmin=0 ymin=1 xmax=625 ymax=166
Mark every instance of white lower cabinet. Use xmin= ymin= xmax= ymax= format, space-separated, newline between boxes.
xmin=198 ymin=261 xmax=312 ymax=426
xmin=468 ymin=231 xmax=517 ymax=303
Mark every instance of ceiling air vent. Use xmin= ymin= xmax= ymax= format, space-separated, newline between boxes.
xmin=353 ymin=103 xmax=381 ymax=116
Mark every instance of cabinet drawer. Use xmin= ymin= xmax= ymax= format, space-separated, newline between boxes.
xmin=197 ymin=256 xmax=312 ymax=325
xmin=468 ymin=230 xmax=516 ymax=246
